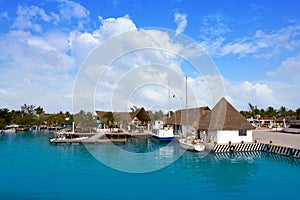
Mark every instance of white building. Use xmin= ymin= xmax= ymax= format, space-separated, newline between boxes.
xmin=199 ymin=98 xmax=255 ymax=144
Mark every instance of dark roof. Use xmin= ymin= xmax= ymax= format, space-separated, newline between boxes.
xmin=276 ymin=116 xmax=297 ymax=122
xmin=95 ymin=107 xmax=150 ymax=125
xmin=130 ymin=107 xmax=151 ymax=122
xmin=198 ymin=97 xmax=254 ymax=131
xmin=165 ymin=106 xmax=210 ymax=128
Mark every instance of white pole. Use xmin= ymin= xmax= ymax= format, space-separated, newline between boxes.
xmin=72 ymin=121 xmax=75 ymax=133
xmin=168 ymin=80 xmax=171 ymax=118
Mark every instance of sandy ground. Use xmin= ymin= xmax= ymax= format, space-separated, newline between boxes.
xmin=253 ymin=130 xmax=300 ymax=149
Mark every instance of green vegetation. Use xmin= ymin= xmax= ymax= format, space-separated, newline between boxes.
xmin=240 ymin=103 xmax=300 ymax=119
xmin=0 ymin=104 xmax=73 ymax=129
xmin=73 ymin=110 xmax=97 ymax=131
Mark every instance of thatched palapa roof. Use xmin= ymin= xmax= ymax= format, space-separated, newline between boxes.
xmin=96 ymin=107 xmax=150 ymax=125
xmin=165 ymin=106 xmax=210 ymax=128
xmin=198 ymin=97 xmax=254 ymax=131
xmin=130 ymin=107 xmax=151 ymax=122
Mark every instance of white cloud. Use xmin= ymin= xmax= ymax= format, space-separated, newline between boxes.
xmin=174 ymin=12 xmax=187 ymax=35
xmin=200 ymin=13 xmax=231 ymax=37
xmin=0 ymin=11 xmax=8 ymax=20
xmin=10 ymin=1 xmax=91 ymax=32
xmin=220 ymin=77 xmax=300 ymax=111
xmin=202 ymin=23 xmax=300 ymax=58
xmin=57 ymin=0 xmax=89 ymax=20
xmin=197 ymin=12 xmax=300 ymax=59
xmin=267 ymin=53 xmax=300 ymax=78
xmin=95 ymin=15 xmax=137 ymax=39
xmin=2 ymin=2 xmax=300 ymax=114
xmin=12 ymin=5 xmax=51 ymax=32
xmin=0 ymin=29 xmax=75 ymax=112
xmin=220 ymin=79 xmax=276 ymax=110
xmin=68 ymin=15 xmax=137 ymax=68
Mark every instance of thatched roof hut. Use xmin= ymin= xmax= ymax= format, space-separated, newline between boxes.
xmin=165 ymin=106 xmax=210 ymax=128
xmin=130 ymin=107 xmax=151 ymax=122
xmin=95 ymin=107 xmax=150 ymax=126
xmin=198 ymin=97 xmax=254 ymax=131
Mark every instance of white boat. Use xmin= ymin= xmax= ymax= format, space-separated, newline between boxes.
xmin=49 ymin=130 xmax=90 ymax=143
xmin=178 ymin=77 xmax=205 ymax=152
xmin=2 ymin=128 xmax=16 ymax=133
xmin=178 ymin=136 xmax=205 ymax=152
xmin=2 ymin=125 xmax=17 ymax=133
xmin=151 ymin=120 xmax=174 ymax=142
xmin=49 ymin=122 xmax=89 ymax=143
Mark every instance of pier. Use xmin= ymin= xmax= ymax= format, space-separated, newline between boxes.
xmin=208 ymin=130 xmax=300 ymax=159
xmin=49 ymin=129 xmax=300 ymax=159
xmin=49 ymin=131 xmax=150 ymax=144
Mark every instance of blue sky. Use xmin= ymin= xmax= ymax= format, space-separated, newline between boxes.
xmin=0 ymin=0 xmax=300 ymax=113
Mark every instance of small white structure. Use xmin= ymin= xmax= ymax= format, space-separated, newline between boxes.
xmin=199 ymin=98 xmax=255 ymax=144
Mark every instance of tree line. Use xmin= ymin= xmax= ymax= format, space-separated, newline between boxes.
xmin=240 ymin=103 xmax=300 ymax=119
xmin=0 ymin=104 xmax=73 ymax=129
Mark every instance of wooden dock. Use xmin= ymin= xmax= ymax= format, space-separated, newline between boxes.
xmin=49 ymin=131 xmax=150 ymax=144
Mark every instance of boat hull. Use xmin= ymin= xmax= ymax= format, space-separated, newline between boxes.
xmin=178 ymin=139 xmax=205 ymax=152
xmin=151 ymin=134 xmax=175 ymax=142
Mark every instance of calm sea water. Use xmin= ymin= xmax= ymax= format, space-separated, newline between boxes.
xmin=1 ymin=131 xmax=300 ymax=200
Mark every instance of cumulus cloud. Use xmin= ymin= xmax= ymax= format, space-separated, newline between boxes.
xmin=1 ymin=2 xmax=299 ymax=113
xmin=219 ymin=78 xmax=280 ymax=110
xmin=174 ymin=12 xmax=187 ymax=35
xmin=0 ymin=29 xmax=76 ymax=111
xmin=68 ymin=15 xmax=137 ymax=68
xmin=95 ymin=15 xmax=137 ymax=40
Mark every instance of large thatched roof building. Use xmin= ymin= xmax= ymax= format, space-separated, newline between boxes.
xmin=199 ymin=97 xmax=254 ymax=144
xmin=198 ymin=97 xmax=254 ymax=131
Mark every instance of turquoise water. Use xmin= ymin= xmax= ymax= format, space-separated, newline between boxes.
xmin=1 ymin=131 xmax=300 ymax=199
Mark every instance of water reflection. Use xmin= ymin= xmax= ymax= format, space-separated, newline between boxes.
xmin=84 ymin=138 xmax=186 ymax=173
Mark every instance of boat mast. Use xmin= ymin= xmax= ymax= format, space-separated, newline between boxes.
xmin=168 ymin=80 xmax=171 ymax=118
xmin=185 ymin=77 xmax=187 ymax=110
xmin=185 ymin=76 xmax=188 ymax=136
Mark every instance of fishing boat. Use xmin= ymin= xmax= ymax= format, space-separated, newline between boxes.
xmin=151 ymin=120 xmax=174 ymax=141
xmin=178 ymin=77 xmax=205 ymax=152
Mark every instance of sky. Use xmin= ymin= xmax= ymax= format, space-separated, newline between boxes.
xmin=0 ymin=0 xmax=300 ymax=113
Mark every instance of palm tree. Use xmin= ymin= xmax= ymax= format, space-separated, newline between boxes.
xmin=103 ymin=112 xmax=115 ymax=128
xmin=266 ymin=106 xmax=277 ymax=118
xmin=278 ymin=106 xmax=287 ymax=117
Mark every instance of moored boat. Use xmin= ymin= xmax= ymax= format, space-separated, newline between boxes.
xmin=2 ymin=125 xmax=16 ymax=133
xmin=151 ymin=120 xmax=174 ymax=142
xmin=49 ymin=130 xmax=89 ymax=143
xmin=178 ymin=136 xmax=205 ymax=152
xmin=178 ymin=77 xmax=205 ymax=152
